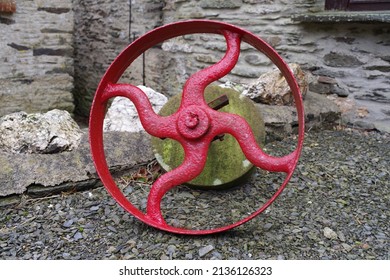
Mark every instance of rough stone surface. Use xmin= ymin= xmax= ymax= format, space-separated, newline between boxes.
xmin=0 ymin=0 xmax=74 ymax=117
xmin=160 ymin=0 xmax=389 ymax=132
xmin=308 ymin=74 xmax=350 ymax=97
xmin=0 ymin=131 xmax=153 ymax=197
xmin=199 ymin=245 xmax=215 ymax=257
xmin=103 ymin=86 xmax=168 ymax=133
xmin=1 ymin=0 xmax=389 ymax=133
xmin=324 ymin=227 xmax=338 ymax=240
xmin=324 ymin=52 xmax=364 ymax=68
xmin=243 ymin=63 xmax=308 ymax=105
xmin=73 ymin=0 xmax=164 ymax=116
xmin=0 ymin=110 xmax=82 ymax=154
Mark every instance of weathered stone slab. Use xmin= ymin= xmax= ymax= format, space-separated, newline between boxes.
xmin=0 ymin=0 xmax=75 ymax=117
xmin=257 ymin=91 xmax=341 ymax=141
xmin=0 ymin=110 xmax=82 ymax=154
xmin=0 ymin=131 xmax=153 ymax=198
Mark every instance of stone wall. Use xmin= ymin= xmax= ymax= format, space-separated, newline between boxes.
xmin=2 ymin=1 xmax=389 ymax=129
xmin=72 ymin=0 xmax=389 ymax=130
xmin=73 ymin=0 xmax=164 ymax=116
xmin=0 ymin=0 xmax=75 ymax=117
xmin=161 ymin=0 xmax=390 ymax=129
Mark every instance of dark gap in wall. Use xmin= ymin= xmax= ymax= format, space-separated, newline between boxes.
xmin=37 ymin=7 xmax=70 ymax=14
xmin=7 ymin=43 xmax=30 ymax=51
xmin=33 ymin=48 xmax=73 ymax=57
xmin=0 ymin=16 xmax=14 ymax=24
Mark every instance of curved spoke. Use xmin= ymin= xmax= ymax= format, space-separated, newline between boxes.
xmin=181 ymin=30 xmax=242 ymax=107
xmin=90 ymin=20 xmax=305 ymax=234
xmin=211 ymin=111 xmax=298 ymax=174
xmin=145 ymin=140 xmax=210 ymax=225
xmin=101 ymin=83 xmax=178 ymax=139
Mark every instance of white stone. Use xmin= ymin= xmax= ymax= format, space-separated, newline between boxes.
xmin=103 ymin=86 xmax=168 ymax=133
xmin=199 ymin=245 xmax=214 ymax=257
xmin=243 ymin=63 xmax=308 ymax=106
xmin=162 ymin=41 xmax=193 ymax=53
xmin=0 ymin=109 xmax=82 ymax=154
xmin=323 ymin=227 xmax=338 ymax=240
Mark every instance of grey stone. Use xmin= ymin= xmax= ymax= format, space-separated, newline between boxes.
xmin=331 ymin=84 xmax=349 ymax=97
xmin=0 ymin=131 xmax=154 ymax=197
xmin=0 ymin=110 xmax=82 ymax=154
xmin=0 ymin=0 xmax=74 ymax=117
xmin=245 ymin=54 xmax=262 ymax=66
xmin=324 ymin=52 xmax=364 ymax=68
xmin=103 ymin=86 xmax=168 ymax=133
xmin=256 ymin=91 xmax=340 ymax=140
xmin=292 ymin=11 xmax=390 ymax=23
xmin=263 ymin=223 xmax=273 ymax=230
xmin=352 ymin=120 xmax=376 ymax=131
xmin=222 ymin=79 xmax=340 ymax=139
xmin=324 ymin=227 xmax=338 ymax=240
xmin=364 ymin=65 xmax=390 ymax=73
xmin=373 ymin=120 xmax=390 ymax=134
xmin=73 ymin=232 xmax=83 ymax=241
xmin=317 ymin=76 xmax=338 ymax=84
xmin=162 ymin=41 xmax=193 ymax=53
xmin=200 ymin=0 xmax=242 ymax=9
xmin=63 ymin=220 xmax=74 ymax=228
xmin=341 ymin=243 xmax=353 ymax=252
xmin=338 ymin=231 xmax=346 ymax=242
xmin=355 ymin=92 xmax=390 ymax=104
xmin=62 ymin=253 xmax=71 ymax=259
xmin=199 ymin=245 xmax=214 ymax=257
xmin=309 ymin=81 xmax=332 ymax=94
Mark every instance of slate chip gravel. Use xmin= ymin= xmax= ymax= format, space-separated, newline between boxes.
xmin=0 ymin=129 xmax=388 ymax=260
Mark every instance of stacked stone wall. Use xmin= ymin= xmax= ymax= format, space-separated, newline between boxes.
xmin=161 ymin=0 xmax=389 ymax=125
xmin=1 ymin=0 xmax=389 ymax=127
xmin=0 ymin=0 xmax=74 ymax=116
xmin=73 ymin=0 xmax=164 ymax=116
xmin=72 ymin=0 xmax=389 ymax=126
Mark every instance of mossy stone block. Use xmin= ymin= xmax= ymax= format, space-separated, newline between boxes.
xmin=152 ymin=85 xmax=265 ymax=189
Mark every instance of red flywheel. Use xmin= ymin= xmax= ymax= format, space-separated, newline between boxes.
xmin=89 ymin=20 xmax=305 ymax=235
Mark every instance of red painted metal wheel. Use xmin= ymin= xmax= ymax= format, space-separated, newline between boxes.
xmin=89 ymin=20 xmax=305 ymax=235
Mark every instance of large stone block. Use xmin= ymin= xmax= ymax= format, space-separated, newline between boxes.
xmin=0 ymin=109 xmax=82 ymax=154
xmin=0 ymin=131 xmax=154 ymax=198
xmin=243 ymin=63 xmax=308 ymax=105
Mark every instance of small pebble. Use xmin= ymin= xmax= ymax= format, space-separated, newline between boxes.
xmin=199 ymin=245 xmax=214 ymax=258
xmin=324 ymin=227 xmax=338 ymax=240
xmin=62 ymin=219 xmax=74 ymax=228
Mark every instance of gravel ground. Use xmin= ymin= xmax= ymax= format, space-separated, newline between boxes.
xmin=0 ymin=129 xmax=389 ymax=260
